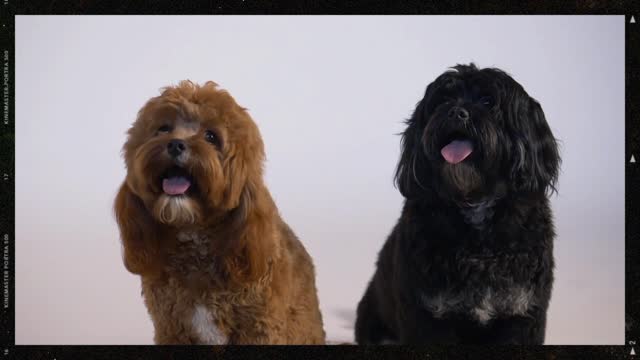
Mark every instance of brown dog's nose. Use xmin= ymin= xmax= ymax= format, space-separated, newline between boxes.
xmin=448 ymin=106 xmax=470 ymax=121
xmin=167 ymin=139 xmax=186 ymax=157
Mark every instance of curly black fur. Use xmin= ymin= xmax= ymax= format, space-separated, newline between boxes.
xmin=355 ymin=64 xmax=560 ymax=344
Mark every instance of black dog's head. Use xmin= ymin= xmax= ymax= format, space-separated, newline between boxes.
xmin=395 ymin=64 xmax=560 ymax=205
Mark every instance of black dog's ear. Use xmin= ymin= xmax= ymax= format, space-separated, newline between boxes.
xmin=395 ymin=76 xmax=451 ymax=199
xmin=395 ymin=99 xmax=430 ymax=199
xmin=508 ymin=96 xmax=560 ymax=195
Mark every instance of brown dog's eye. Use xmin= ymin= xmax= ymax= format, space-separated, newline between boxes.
xmin=205 ymin=130 xmax=221 ymax=147
xmin=157 ymin=125 xmax=172 ymax=133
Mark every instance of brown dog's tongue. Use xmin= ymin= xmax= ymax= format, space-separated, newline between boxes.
xmin=441 ymin=140 xmax=473 ymax=164
xmin=162 ymin=176 xmax=191 ymax=195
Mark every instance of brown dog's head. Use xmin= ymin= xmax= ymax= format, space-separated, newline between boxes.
xmin=122 ymin=81 xmax=264 ymax=226
xmin=115 ymin=81 xmax=272 ymax=278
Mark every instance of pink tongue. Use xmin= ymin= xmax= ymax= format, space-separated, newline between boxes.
xmin=162 ymin=177 xmax=191 ymax=195
xmin=441 ymin=140 xmax=473 ymax=164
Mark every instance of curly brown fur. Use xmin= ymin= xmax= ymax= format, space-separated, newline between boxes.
xmin=114 ymin=81 xmax=325 ymax=344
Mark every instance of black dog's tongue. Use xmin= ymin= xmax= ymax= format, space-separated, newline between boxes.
xmin=441 ymin=140 xmax=473 ymax=164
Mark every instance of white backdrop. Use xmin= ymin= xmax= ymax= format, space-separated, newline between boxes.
xmin=15 ymin=16 xmax=624 ymax=344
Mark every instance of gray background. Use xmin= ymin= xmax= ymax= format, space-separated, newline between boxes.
xmin=15 ymin=16 xmax=624 ymax=344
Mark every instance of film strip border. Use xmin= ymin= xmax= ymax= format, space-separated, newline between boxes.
xmin=627 ymin=12 xmax=640 ymax=353
xmin=0 ymin=7 xmax=636 ymax=360
xmin=0 ymin=0 xmax=14 ymax=353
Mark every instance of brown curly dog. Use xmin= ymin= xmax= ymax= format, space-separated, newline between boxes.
xmin=114 ymin=81 xmax=325 ymax=344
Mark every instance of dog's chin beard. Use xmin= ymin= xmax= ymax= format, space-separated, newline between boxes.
xmin=152 ymin=194 xmax=201 ymax=226
xmin=440 ymin=164 xmax=484 ymax=200
xmin=424 ymin=138 xmax=485 ymax=201
xmin=439 ymin=162 xmax=484 ymax=201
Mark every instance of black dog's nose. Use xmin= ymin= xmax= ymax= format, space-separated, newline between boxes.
xmin=167 ymin=139 xmax=186 ymax=157
xmin=448 ymin=106 xmax=470 ymax=121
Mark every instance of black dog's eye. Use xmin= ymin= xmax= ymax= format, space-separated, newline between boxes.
xmin=157 ymin=125 xmax=172 ymax=133
xmin=205 ymin=130 xmax=221 ymax=147
xmin=479 ymin=96 xmax=494 ymax=107
xmin=432 ymin=96 xmax=455 ymax=109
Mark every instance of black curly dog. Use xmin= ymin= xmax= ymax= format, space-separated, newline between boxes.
xmin=355 ymin=64 xmax=560 ymax=345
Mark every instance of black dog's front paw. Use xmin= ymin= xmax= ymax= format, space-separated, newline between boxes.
xmin=355 ymin=283 xmax=397 ymax=344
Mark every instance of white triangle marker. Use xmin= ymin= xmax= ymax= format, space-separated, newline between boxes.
xmin=632 ymin=155 xmax=637 ymax=163
xmin=631 ymin=347 xmax=636 ymax=355
xmin=632 ymin=16 xmax=636 ymax=24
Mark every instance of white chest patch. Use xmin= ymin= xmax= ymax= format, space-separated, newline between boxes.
xmin=422 ymin=286 xmax=535 ymax=325
xmin=191 ymin=304 xmax=227 ymax=345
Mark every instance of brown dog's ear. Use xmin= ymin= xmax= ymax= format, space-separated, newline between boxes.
xmin=221 ymin=117 xmax=265 ymax=210
xmin=221 ymin=150 xmax=249 ymax=210
xmin=219 ymin=184 xmax=275 ymax=287
xmin=114 ymin=182 xmax=162 ymax=275
xmin=215 ymin=114 xmax=274 ymax=285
